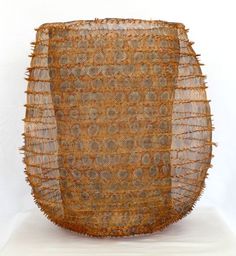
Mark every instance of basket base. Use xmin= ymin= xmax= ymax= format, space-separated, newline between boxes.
xmin=1 ymin=207 xmax=235 ymax=256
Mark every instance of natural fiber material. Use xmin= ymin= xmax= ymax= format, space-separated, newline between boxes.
xmin=22 ymin=18 xmax=214 ymax=237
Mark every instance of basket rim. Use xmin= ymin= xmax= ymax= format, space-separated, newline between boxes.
xmin=36 ymin=18 xmax=186 ymax=31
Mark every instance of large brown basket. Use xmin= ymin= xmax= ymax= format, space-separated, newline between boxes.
xmin=22 ymin=18 xmax=214 ymax=237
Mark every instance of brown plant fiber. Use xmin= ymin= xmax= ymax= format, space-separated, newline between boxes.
xmin=22 ymin=18 xmax=214 ymax=237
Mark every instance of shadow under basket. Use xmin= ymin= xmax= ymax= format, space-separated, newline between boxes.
xmin=22 ymin=18 xmax=214 ymax=237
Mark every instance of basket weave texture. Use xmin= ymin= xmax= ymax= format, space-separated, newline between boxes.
xmin=22 ymin=18 xmax=214 ymax=237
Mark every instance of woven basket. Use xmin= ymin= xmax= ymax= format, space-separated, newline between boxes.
xmin=22 ymin=18 xmax=214 ymax=237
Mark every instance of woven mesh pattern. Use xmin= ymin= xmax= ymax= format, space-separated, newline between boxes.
xmin=22 ymin=18 xmax=214 ymax=237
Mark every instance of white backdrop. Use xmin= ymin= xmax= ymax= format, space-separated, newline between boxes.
xmin=0 ymin=0 xmax=236 ymax=246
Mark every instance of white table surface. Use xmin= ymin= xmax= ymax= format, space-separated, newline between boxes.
xmin=0 ymin=207 xmax=235 ymax=256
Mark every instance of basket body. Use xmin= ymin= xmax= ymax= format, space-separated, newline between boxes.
xmin=23 ymin=18 xmax=213 ymax=237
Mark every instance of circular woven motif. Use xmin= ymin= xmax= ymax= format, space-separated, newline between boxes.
xmin=22 ymin=18 xmax=214 ymax=237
